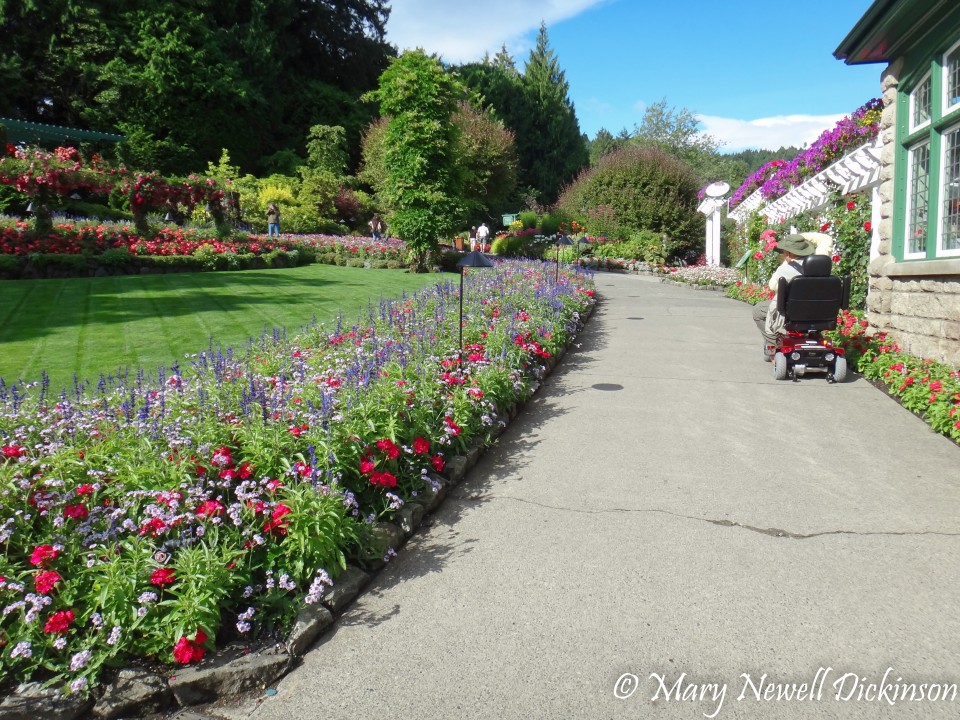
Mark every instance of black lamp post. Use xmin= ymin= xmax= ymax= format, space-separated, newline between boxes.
xmin=555 ymin=235 xmax=573 ymax=282
xmin=456 ymin=249 xmax=495 ymax=370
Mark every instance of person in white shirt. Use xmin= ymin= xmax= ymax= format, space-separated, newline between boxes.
xmin=476 ymin=222 xmax=490 ymax=251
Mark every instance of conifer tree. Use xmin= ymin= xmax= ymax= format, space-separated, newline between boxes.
xmin=518 ymin=22 xmax=588 ymax=204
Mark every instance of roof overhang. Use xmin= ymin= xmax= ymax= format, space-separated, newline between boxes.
xmin=834 ymin=0 xmax=960 ymax=65
xmin=0 ymin=117 xmax=124 ymax=145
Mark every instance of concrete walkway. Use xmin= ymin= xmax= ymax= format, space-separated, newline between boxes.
xmin=212 ymin=271 xmax=960 ymax=720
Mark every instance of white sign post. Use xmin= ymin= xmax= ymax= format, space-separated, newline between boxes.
xmin=697 ymin=182 xmax=730 ymax=267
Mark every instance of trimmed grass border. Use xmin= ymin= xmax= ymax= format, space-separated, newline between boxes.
xmin=0 ymin=264 xmax=449 ymax=391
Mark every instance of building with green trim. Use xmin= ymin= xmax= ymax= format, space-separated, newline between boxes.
xmin=836 ymin=0 xmax=960 ymax=366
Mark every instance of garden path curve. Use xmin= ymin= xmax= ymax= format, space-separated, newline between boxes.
xmin=210 ymin=271 xmax=960 ymax=720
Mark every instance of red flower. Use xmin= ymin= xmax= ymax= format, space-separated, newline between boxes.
xmin=846 ymin=200 xmax=856 ymax=210
xmin=263 ymin=503 xmax=292 ymax=534
xmin=35 ymin=570 xmax=61 ymax=594
xmin=831 ymin=254 xmax=841 ymax=263
xmin=376 ymin=438 xmax=400 ymax=459
xmin=370 ymin=471 xmax=398 ymax=488
xmin=195 ymin=500 xmax=225 ymax=518
xmin=412 ymin=437 xmax=430 ymax=455
xmin=63 ymin=503 xmax=88 ymax=520
xmin=173 ymin=628 xmax=208 ymax=664
xmin=237 ymin=461 xmax=254 ymax=480
xmin=75 ymin=484 xmax=96 ymax=495
xmin=150 ymin=567 xmax=176 ymax=587
xmin=359 ymin=454 xmax=376 ymax=474
xmin=1 ymin=444 xmax=26 ymax=460
xmin=863 ymin=221 xmax=872 ymax=232
xmin=820 ymin=222 xmax=830 ymax=232
xmin=43 ymin=609 xmax=75 ymax=634
xmin=139 ymin=517 xmax=166 ymax=536
xmin=444 ymin=416 xmax=462 ymax=436
xmin=30 ymin=544 xmax=59 ymax=567
xmin=430 ymin=454 xmax=445 ymax=472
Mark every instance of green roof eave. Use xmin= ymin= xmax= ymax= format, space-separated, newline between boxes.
xmin=834 ymin=0 xmax=960 ymax=65
xmin=0 ymin=117 xmax=124 ymax=145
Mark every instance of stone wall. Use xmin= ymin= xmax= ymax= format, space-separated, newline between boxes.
xmin=867 ymin=58 xmax=960 ymax=368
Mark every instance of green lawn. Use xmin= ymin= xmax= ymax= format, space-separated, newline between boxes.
xmin=0 ymin=265 xmax=449 ymax=390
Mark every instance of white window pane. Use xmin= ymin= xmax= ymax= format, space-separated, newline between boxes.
xmin=913 ymin=74 xmax=931 ymax=128
xmin=942 ymin=127 xmax=960 ymax=251
xmin=948 ymin=45 xmax=960 ymax=109
xmin=908 ymin=143 xmax=930 ymax=255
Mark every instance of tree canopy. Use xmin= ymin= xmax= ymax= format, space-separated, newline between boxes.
xmin=0 ymin=0 xmax=394 ymax=175
xmin=363 ymin=50 xmax=465 ymax=271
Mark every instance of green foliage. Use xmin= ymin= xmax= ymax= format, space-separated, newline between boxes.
xmin=517 ymin=211 xmax=539 ymax=229
xmin=823 ymin=191 xmax=871 ymax=310
xmin=556 ymin=145 xmax=702 ymax=261
xmin=306 ymin=125 xmax=348 ymax=177
xmin=360 ymin=103 xmax=519 ymax=229
xmin=517 ymin=24 xmax=589 ymax=204
xmin=363 ymin=50 xmax=464 ymax=271
xmin=1 ymin=0 xmax=393 ymax=175
xmin=454 ymin=31 xmax=587 ymax=207
xmin=490 ymin=233 xmax=545 ymax=258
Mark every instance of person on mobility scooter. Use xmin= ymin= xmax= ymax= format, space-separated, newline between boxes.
xmin=754 ymin=233 xmax=850 ymax=382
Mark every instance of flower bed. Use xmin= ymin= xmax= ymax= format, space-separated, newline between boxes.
xmin=857 ymin=345 xmax=960 ymax=444
xmin=0 ymin=260 xmax=596 ymax=696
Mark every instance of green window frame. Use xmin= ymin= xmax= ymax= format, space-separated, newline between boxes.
xmin=895 ymin=34 xmax=960 ymax=260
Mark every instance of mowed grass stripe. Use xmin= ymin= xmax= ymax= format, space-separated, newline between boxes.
xmin=0 ymin=265 xmax=447 ymax=390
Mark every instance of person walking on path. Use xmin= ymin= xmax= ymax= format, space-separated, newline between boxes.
xmin=476 ymin=222 xmax=490 ymax=251
xmin=266 ymin=202 xmax=281 ymax=237
xmin=369 ymin=214 xmax=386 ymax=242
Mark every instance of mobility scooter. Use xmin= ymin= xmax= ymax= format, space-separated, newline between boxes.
xmin=772 ymin=253 xmax=851 ymax=382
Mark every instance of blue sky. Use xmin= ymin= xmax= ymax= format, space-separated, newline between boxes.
xmin=385 ymin=0 xmax=882 ymax=152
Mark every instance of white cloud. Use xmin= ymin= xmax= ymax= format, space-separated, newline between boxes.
xmin=697 ymin=113 xmax=848 ymax=152
xmin=385 ymin=0 xmax=609 ymax=64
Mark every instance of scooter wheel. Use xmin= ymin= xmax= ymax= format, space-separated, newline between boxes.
xmin=773 ymin=352 xmax=788 ymax=381
xmin=832 ymin=356 xmax=848 ymax=383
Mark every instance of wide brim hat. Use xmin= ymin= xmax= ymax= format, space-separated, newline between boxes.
xmin=775 ymin=234 xmax=816 ymax=257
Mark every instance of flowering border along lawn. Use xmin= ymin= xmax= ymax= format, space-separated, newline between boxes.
xmin=0 ymin=259 xmax=596 ymax=696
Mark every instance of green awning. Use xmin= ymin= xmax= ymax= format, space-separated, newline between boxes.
xmin=0 ymin=117 xmax=124 ymax=145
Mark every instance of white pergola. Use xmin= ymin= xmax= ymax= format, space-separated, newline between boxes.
xmin=727 ymin=138 xmax=883 ymax=258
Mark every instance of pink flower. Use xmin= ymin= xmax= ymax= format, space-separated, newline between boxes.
xmin=30 ymin=544 xmax=59 ymax=567
xmin=63 ymin=503 xmax=88 ymax=520
xmin=35 ymin=570 xmax=61 ymax=594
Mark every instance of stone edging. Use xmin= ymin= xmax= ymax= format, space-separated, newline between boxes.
xmin=0 ymin=300 xmax=598 ymax=720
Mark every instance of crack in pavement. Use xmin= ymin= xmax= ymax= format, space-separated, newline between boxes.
xmin=458 ymin=493 xmax=960 ymax=540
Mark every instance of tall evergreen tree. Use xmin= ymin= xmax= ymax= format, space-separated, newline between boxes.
xmin=518 ymin=23 xmax=588 ymax=205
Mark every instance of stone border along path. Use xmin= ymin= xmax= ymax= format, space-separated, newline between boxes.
xmin=0 ymin=294 xmax=596 ymax=720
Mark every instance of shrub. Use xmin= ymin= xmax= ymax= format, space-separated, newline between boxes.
xmin=99 ymin=248 xmax=136 ymax=268
xmin=556 ymin=145 xmax=702 ymax=262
